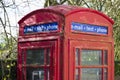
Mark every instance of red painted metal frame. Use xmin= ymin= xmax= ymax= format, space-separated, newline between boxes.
xmin=74 ymin=49 xmax=109 ymax=80
xmin=64 ymin=6 xmax=114 ymax=80
xmin=23 ymin=48 xmax=52 ymax=80
xmin=17 ymin=40 xmax=59 ymax=80
xmin=18 ymin=5 xmax=114 ymax=80
xmin=69 ymin=41 xmax=112 ymax=80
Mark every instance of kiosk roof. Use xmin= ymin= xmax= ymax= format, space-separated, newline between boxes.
xmin=18 ymin=5 xmax=114 ymax=24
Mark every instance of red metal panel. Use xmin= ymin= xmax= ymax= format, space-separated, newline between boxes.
xmin=18 ymin=12 xmax=64 ymax=36
xmin=65 ymin=12 xmax=113 ymax=37
xmin=18 ymin=5 xmax=114 ymax=80
xmin=18 ymin=5 xmax=113 ymax=37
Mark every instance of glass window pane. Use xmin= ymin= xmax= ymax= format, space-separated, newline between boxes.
xmin=26 ymin=68 xmax=44 ymax=80
xmin=75 ymin=69 xmax=79 ymax=80
xmin=104 ymin=68 xmax=108 ymax=80
xmin=47 ymin=69 xmax=50 ymax=80
xmin=75 ymin=48 xmax=79 ymax=65
xmin=26 ymin=49 xmax=44 ymax=65
xmin=81 ymin=68 xmax=102 ymax=80
xmin=104 ymin=50 xmax=108 ymax=65
xmin=81 ymin=50 xmax=102 ymax=65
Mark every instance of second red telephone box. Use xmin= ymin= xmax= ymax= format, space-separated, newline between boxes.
xmin=17 ymin=5 xmax=114 ymax=80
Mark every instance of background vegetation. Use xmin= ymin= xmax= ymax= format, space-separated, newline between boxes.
xmin=0 ymin=0 xmax=120 ymax=80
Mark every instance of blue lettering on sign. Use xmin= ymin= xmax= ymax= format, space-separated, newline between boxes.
xmin=24 ymin=22 xmax=58 ymax=34
xmin=71 ymin=22 xmax=108 ymax=34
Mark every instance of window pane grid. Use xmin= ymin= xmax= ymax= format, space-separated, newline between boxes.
xmin=22 ymin=48 xmax=51 ymax=80
xmin=81 ymin=68 xmax=102 ymax=80
xmin=75 ymin=48 xmax=108 ymax=80
xmin=81 ymin=50 xmax=102 ymax=66
xmin=26 ymin=49 xmax=44 ymax=65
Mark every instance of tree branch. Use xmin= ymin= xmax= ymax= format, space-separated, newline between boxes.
xmin=82 ymin=0 xmax=90 ymax=8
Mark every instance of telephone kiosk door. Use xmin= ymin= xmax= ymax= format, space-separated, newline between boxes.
xmin=20 ymin=41 xmax=55 ymax=80
xmin=69 ymin=40 xmax=112 ymax=80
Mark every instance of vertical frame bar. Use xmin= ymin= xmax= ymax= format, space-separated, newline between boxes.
xmin=44 ymin=48 xmax=47 ymax=80
xmin=24 ymin=49 xmax=27 ymax=80
xmin=102 ymin=50 xmax=104 ymax=80
xmin=79 ymin=49 xmax=81 ymax=80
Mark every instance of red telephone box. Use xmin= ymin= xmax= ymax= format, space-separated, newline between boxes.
xmin=18 ymin=5 xmax=114 ymax=80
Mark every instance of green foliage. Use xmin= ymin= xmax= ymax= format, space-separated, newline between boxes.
xmin=115 ymin=61 xmax=120 ymax=76
xmin=0 ymin=34 xmax=17 ymax=59
xmin=0 ymin=60 xmax=17 ymax=80
xmin=0 ymin=34 xmax=17 ymax=80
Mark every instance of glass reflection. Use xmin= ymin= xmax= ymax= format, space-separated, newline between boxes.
xmin=75 ymin=69 xmax=79 ymax=80
xmin=81 ymin=68 xmax=102 ymax=80
xmin=104 ymin=68 xmax=108 ymax=80
xmin=26 ymin=68 xmax=44 ymax=80
xmin=26 ymin=49 xmax=44 ymax=65
xmin=81 ymin=50 xmax=102 ymax=65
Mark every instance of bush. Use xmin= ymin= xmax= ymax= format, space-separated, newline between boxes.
xmin=115 ymin=61 xmax=120 ymax=76
xmin=0 ymin=60 xmax=17 ymax=80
